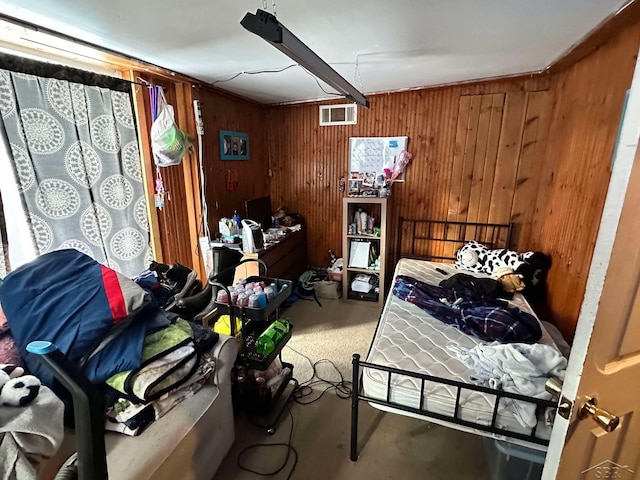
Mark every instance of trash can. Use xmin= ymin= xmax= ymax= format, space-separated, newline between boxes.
xmin=483 ymin=437 xmax=546 ymax=480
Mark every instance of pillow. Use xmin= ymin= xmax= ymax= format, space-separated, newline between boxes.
xmin=455 ymin=242 xmax=551 ymax=290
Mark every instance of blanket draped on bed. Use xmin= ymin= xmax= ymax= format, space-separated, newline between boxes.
xmin=0 ymin=385 xmax=64 ymax=480
xmin=392 ymin=275 xmax=542 ymax=343
xmin=448 ymin=342 xmax=567 ymax=428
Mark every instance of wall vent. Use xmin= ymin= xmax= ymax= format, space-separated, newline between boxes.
xmin=319 ymin=104 xmax=357 ymax=126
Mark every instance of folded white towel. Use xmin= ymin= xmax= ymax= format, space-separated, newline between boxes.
xmin=448 ymin=342 xmax=567 ymax=428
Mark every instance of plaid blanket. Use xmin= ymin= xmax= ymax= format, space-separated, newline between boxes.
xmin=393 ymin=275 xmax=542 ymax=343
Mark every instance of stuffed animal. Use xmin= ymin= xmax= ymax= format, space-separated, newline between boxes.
xmin=455 ymin=241 xmax=551 ymax=289
xmin=494 ymin=266 xmax=526 ymax=293
xmin=274 ymin=205 xmax=304 ymax=228
xmin=0 ymin=364 xmax=41 ymax=407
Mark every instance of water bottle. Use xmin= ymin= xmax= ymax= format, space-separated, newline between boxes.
xmin=257 ymin=292 xmax=267 ymax=308
xmin=254 ymin=319 xmax=290 ymax=356
xmin=232 ymin=210 xmax=241 ymax=229
xmin=264 ymin=286 xmax=275 ymax=302
xmin=216 ymin=289 xmax=229 ymax=304
xmin=248 ymin=294 xmax=259 ymax=308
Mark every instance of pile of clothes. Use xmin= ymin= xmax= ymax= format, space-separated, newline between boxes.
xmin=0 ymin=249 xmax=219 ymax=436
xmin=392 ymin=274 xmax=542 ymax=343
xmin=448 ymin=342 xmax=567 ymax=428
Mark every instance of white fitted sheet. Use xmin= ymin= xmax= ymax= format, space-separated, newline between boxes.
xmin=363 ymin=259 xmax=556 ymax=445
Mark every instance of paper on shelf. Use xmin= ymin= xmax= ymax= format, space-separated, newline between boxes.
xmin=351 ymin=274 xmax=373 ymax=293
xmin=349 ymin=241 xmax=370 ymax=268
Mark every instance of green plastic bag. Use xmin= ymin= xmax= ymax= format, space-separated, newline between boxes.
xmin=150 ymin=101 xmax=191 ymax=167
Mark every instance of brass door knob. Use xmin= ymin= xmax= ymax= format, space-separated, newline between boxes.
xmin=579 ymin=396 xmax=620 ymax=433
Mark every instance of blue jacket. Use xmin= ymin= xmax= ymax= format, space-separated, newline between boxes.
xmin=0 ymin=250 xmax=150 ymax=389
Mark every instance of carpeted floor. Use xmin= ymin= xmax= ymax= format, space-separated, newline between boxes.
xmin=214 ymin=298 xmax=490 ymax=480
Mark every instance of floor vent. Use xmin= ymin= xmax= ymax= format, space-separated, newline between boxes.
xmin=319 ymin=104 xmax=357 ymax=126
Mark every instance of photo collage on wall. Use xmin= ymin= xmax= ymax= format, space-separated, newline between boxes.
xmin=219 ymin=130 xmax=249 ymax=160
xmin=348 ymin=136 xmax=409 ymax=194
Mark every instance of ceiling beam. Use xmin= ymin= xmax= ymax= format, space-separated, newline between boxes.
xmin=547 ymin=0 xmax=640 ymax=74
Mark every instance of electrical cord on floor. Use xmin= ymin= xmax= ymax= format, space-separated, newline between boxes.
xmin=237 ymin=407 xmax=298 ymax=480
xmin=285 ymin=345 xmax=353 ymax=405
xmin=237 ymin=349 xmax=352 ymax=478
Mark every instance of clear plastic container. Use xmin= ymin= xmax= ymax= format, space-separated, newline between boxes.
xmin=216 ymin=289 xmax=229 ymax=304
xmin=264 ymin=286 xmax=275 ymax=302
xmin=248 ymin=294 xmax=259 ymax=308
xmin=483 ymin=438 xmax=545 ymax=480
xmin=237 ymin=293 xmax=249 ymax=307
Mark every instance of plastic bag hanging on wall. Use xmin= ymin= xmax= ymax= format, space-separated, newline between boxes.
xmin=150 ymin=88 xmax=192 ymax=167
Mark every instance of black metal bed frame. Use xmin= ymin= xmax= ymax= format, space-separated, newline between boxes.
xmin=350 ymin=218 xmax=555 ymax=461
xmin=397 ymin=217 xmax=514 ymax=263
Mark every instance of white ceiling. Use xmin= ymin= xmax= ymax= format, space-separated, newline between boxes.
xmin=0 ymin=0 xmax=630 ymax=104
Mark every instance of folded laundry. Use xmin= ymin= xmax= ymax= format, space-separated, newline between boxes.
xmin=105 ymin=353 xmax=216 ymax=436
xmin=106 ymin=318 xmax=218 ymax=403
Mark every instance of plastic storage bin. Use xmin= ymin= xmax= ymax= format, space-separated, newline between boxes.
xmin=483 ymin=438 xmax=546 ymax=480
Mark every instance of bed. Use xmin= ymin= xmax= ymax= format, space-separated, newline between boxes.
xmin=349 ymin=219 xmax=562 ymax=461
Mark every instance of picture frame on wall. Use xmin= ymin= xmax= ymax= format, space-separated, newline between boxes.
xmin=220 ymin=130 xmax=250 ymax=160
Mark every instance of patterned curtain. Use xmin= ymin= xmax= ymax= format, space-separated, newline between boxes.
xmin=0 ymin=69 xmax=150 ymax=277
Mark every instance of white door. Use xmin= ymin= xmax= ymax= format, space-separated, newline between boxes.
xmin=542 ymin=45 xmax=640 ymax=480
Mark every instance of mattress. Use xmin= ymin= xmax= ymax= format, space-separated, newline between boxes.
xmin=363 ymin=259 xmax=557 ymax=447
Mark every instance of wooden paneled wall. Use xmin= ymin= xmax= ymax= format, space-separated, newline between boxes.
xmin=267 ymin=77 xmax=552 ymax=286
xmin=268 ymin=21 xmax=640 ymax=341
xmin=446 ymin=90 xmax=552 ymax=253
xmin=133 ymin=77 xmax=270 ymax=279
xmin=134 ymin=75 xmax=195 ymax=269
xmin=195 ymin=86 xmax=269 ymax=231
xmin=131 ymin=19 xmax=640 ymax=341
xmin=529 ymin=23 xmax=640 ymax=340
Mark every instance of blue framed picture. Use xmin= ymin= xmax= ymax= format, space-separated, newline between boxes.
xmin=220 ymin=130 xmax=250 ymax=160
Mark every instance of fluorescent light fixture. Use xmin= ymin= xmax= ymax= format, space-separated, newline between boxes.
xmin=241 ymin=9 xmax=369 ymax=108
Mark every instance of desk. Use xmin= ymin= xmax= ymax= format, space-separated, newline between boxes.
xmin=259 ymin=229 xmax=307 ymax=280
xmin=222 ymin=229 xmax=308 ymax=282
